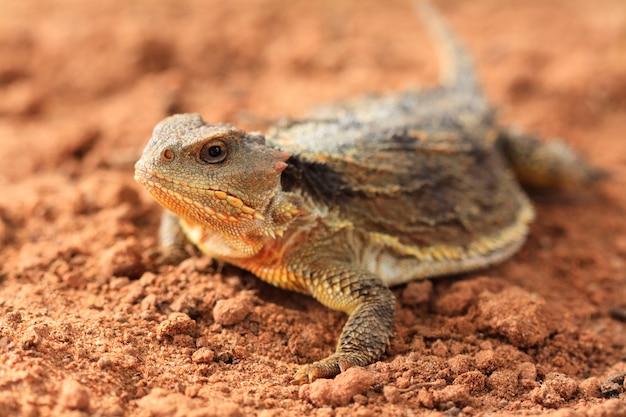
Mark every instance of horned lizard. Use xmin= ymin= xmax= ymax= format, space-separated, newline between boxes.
xmin=134 ymin=2 xmax=603 ymax=382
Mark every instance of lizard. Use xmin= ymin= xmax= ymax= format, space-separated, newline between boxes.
xmin=134 ymin=1 xmax=604 ymax=382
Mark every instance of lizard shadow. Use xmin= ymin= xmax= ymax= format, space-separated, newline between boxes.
xmin=221 ymin=264 xmax=320 ymax=313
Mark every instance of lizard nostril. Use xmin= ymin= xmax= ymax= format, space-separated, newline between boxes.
xmin=161 ymin=148 xmax=174 ymax=162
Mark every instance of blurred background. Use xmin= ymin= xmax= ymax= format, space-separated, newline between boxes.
xmin=0 ymin=0 xmax=624 ymax=182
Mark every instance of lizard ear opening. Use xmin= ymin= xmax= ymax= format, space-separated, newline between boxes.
xmin=248 ymin=132 xmax=267 ymax=145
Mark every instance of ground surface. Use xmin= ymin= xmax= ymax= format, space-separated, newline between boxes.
xmin=1 ymin=0 xmax=625 ymax=416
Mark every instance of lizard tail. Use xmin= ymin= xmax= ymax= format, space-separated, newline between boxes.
xmin=414 ymin=0 xmax=480 ymax=95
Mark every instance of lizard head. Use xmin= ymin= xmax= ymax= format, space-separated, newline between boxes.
xmin=135 ymin=113 xmax=300 ymax=239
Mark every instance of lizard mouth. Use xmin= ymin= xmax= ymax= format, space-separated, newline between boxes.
xmin=134 ymin=167 xmax=265 ymax=222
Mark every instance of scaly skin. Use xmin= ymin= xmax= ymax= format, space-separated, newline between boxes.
xmin=134 ymin=2 xmax=604 ymax=383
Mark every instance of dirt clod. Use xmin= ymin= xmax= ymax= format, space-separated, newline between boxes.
xmin=299 ymin=367 xmax=376 ymax=407
xmin=58 ymin=379 xmax=91 ymax=411
xmin=530 ymin=373 xmax=580 ymax=408
xmin=475 ymin=286 xmax=556 ymax=348
xmin=432 ymin=384 xmax=471 ymax=408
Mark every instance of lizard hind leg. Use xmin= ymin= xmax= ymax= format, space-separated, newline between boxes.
xmin=293 ymin=268 xmax=395 ymax=383
xmin=497 ymin=128 xmax=608 ymax=190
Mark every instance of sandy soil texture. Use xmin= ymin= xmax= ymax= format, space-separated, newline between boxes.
xmin=1 ymin=0 xmax=625 ymax=415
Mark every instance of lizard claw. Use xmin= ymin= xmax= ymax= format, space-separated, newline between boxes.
xmin=292 ymin=353 xmax=364 ymax=384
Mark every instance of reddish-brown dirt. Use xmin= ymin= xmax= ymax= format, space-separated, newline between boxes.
xmin=1 ymin=0 xmax=625 ymax=416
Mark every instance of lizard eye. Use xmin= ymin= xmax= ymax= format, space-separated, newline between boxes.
xmin=199 ymin=139 xmax=228 ymax=164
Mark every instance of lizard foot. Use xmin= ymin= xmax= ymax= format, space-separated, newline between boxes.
xmin=292 ymin=352 xmax=370 ymax=383
xmin=149 ymin=246 xmax=189 ymax=267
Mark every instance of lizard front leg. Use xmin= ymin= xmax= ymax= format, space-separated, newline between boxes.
xmin=293 ymin=262 xmax=395 ymax=382
xmin=155 ymin=210 xmax=191 ymax=265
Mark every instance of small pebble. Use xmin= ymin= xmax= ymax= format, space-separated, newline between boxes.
xmin=157 ymin=312 xmax=196 ymax=340
xmin=192 ymin=347 xmax=215 ymax=364
xmin=383 ymin=385 xmax=402 ymax=404
xmin=213 ymin=297 xmax=252 ymax=326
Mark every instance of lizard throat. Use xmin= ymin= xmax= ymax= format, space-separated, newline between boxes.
xmin=134 ymin=167 xmax=266 ymax=225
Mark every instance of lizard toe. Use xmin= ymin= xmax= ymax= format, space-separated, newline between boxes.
xmin=292 ymin=352 xmax=370 ymax=383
